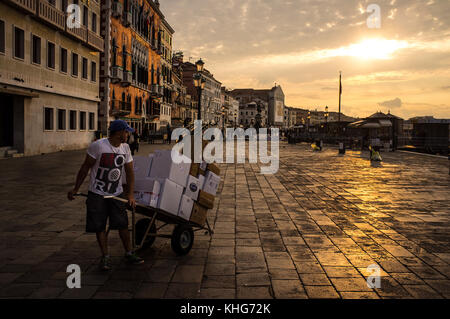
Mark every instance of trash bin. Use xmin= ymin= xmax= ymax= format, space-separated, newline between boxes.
xmin=339 ymin=142 xmax=345 ymax=154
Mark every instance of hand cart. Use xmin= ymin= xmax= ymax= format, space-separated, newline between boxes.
xmin=75 ymin=194 xmax=214 ymax=256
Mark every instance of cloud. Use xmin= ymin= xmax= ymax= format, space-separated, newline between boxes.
xmin=160 ymin=0 xmax=450 ymax=119
xmin=378 ymin=98 xmax=402 ymax=108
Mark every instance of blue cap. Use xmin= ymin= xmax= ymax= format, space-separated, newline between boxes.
xmin=109 ymin=120 xmax=135 ymax=133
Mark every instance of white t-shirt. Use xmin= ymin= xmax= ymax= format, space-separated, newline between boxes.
xmin=87 ymin=138 xmax=133 ymax=196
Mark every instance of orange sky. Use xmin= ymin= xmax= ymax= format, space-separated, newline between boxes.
xmin=161 ymin=0 xmax=450 ymax=119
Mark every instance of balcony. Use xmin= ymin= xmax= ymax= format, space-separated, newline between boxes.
xmin=37 ymin=0 xmax=65 ymax=31
xmin=5 ymin=0 xmax=36 ymax=15
xmin=87 ymin=30 xmax=104 ymax=52
xmin=110 ymin=99 xmax=131 ymax=116
xmin=111 ymin=66 xmax=123 ymax=84
xmin=112 ymin=1 xmax=123 ymax=18
xmin=121 ymin=71 xmax=132 ymax=87
xmin=150 ymin=84 xmax=159 ymax=96
xmin=66 ymin=23 xmax=87 ymax=42
xmin=123 ymin=11 xmax=132 ymax=27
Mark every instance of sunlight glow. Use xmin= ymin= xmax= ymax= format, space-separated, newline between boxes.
xmin=333 ymin=38 xmax=409 ymax=60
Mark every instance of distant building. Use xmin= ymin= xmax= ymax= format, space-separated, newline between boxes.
xmin=239 ymin=100 xmax=268 ymax=128
xmin=182 ymin=61 xmax=221 ymax=125
xmin=0 ymin=0 xmax=103 ymax=156
xmin=221 ymin=87 xmax=239 ymax=127
xmin=348 ymin=111 xmax=403 ymax=149
xmin=230 ymin=85 xmax=285 ymax=127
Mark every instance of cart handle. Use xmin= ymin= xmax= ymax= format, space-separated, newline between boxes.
xmin=74 ymin=193 xmax=128 ymax=204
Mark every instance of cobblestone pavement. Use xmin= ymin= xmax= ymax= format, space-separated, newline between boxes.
xmin=0 ymin=142 xmax=449 ymax=299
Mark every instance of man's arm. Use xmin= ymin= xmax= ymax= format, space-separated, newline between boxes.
xmin=67 ymin=154 xmax=96 ymax=200
xmin=124 ymin=161 xmax=135 ymax=208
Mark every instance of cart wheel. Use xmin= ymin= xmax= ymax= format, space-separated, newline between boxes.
xmin=135 ymin=218 xmax=156 ymax=249
xmin=171 ymin=225 xmax=194 ymax=256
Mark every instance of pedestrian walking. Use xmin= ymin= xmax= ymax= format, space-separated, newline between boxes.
xmin=166 ymin=124 xmax=172 ymax=144
xmin=67 ymin=119 xmax=143 ymax=271
xmin=128 ymin=131 xmax=139 ymax=156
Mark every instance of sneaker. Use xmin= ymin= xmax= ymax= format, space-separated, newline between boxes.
xmin=99 ymin=256 xmax=112 ymax=271
xmin=125 ymin=252 xmax=144 ymax=264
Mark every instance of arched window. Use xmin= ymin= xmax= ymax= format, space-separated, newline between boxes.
xmin=112 ymin=38 xmax=117 ymax=66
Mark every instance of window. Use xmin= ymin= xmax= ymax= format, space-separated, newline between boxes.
xmin=72 ymin=53 xmax=78 ymax=76
xmin=44 ymin=107 xmax=54 ymax=130
xmin=89 ymin=112 xmax=95 ymax=130
xmin=82 ymin=57 xmax=87 ymax=79
xmin=83 ymin=6 xmax=88 ymax=27
xmin=0 ymin=20 xmax=5 ymax=54
xmin=69 ymin=110 xmax=77 ymax=130
xmin=14 ymin=27 xmax=25 ymax=59
xmin=57 ymin=109 xmax=66 ymax=130
xmin=92 ymin=12 xmax=97 ymax=33
xmin=79 ymin=111 xmax=86 ymax=130
xmin=60 ymin=47 xmax=67 ymax=73
xmin=47 ymin=41 xmax=55 ymax=69
xmin=32 ymin=35 xmax=41 ymax=64
xmin=91 ymin=61 xmax=96 ymax=82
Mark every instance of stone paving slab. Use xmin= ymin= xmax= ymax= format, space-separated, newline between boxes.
xmin=0 ymin=142 xmax=449 ymax=299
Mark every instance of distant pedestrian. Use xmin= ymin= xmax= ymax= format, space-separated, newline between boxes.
xmin=127 ymin=131 xmax=138 ymax=156
xmin=166 ymin=124 xmax=172 ymax=144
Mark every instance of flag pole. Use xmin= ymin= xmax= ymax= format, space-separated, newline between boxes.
xmin=338 ymin=71 xmax=342 ymax=125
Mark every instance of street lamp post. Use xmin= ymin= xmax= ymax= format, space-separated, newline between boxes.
xmin=324 ymin=105 xmax=329 ymax=134
xmin=193 ymin=59 xmax=205 ymax=121
xmin=221 ymin=106 xmax=225 ymax=133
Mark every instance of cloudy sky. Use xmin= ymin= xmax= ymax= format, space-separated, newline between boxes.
xmin=160 ymin=0 xmax=450 ymax=119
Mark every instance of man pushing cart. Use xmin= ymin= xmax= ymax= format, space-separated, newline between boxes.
xmin=67 ymin=119 xmax=144 ymax=271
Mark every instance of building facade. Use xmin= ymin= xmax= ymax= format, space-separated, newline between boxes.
xmin=239 ymin=100 xmax=268 ymax=128
xmin=159 ymin=18 xmax=174 ymax=128
xmin=182 ymin=61 xmax=221 ymax=125
xmin=99 ymin=0 xmax=173 ymax=135
xmin=230 ymin=85 xmax=285 ymax=128
xmin=0 ymin=0 xmax=103 ymax=157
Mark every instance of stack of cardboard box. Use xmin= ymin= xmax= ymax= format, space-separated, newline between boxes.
xmin=132 ymin=149 xmax=221 ymax=227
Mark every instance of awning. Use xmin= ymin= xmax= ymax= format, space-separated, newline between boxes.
xmin=360 ymin=122 xmax=381 ymax=129
xmin=379 ymin=119 xmax=392 ymax=127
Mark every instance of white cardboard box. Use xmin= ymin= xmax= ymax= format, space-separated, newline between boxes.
xmin=198 ymin=175 xmax=205 ymax=190
xmin=158 ymin=178 xmax=184 ymax=216
xmin=178 ymin=195 xmax=194 ymax=221
xmin=184 ymin=175 xmax=201 ymax=200
xmin=149 ymin=150 xmax=191 ymax=187
xmin=134 ymin=179 xmax=160 ymax=207
xmin=203 ymin=171 xmax=221 ymax=196
xmin=133 ymin=155 xmax=154 ymax=179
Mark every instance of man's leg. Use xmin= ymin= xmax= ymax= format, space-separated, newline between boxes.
xmin=108 ymin=198 xmax=144 ymax=264
xmin=118 ymin=228 xmax=132 ymax=252
xmin=86 ymin=192 xmax=111 ymax=270
xmin=96 ymin=231 xmax=108 ymax=256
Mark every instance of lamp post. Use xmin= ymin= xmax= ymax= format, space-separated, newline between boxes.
xmin=221 ymin=106 xmax=225 ymax=133
xmin=193 ymin=59 xmax=205 ymax=121
xmin=324 ymin=105 xmax=329 ymax=134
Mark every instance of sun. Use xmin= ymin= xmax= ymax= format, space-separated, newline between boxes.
xmin=337 ymin=38 xmax=409 ymax=60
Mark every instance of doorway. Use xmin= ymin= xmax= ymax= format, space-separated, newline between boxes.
xmin=0 ymin=94 xmax=14 ymax=147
